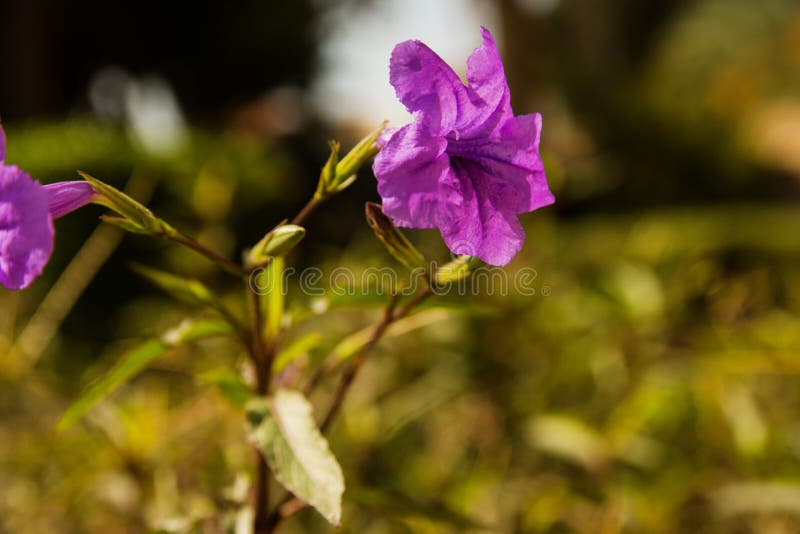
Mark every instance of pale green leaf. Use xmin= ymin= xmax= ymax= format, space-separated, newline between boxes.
xmin=246 ymin=390 xmax=344 ymax=525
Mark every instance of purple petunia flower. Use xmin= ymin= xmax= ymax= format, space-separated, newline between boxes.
xmin=0 ymin=120 xmax=95 ymax=290
xmin=373 ymin=27 xmax=554 ymax=266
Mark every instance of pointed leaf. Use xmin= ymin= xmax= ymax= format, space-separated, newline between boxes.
xmin=132 ymin=263 xmax=217 ymax=306
xmin=246 ymin=390 xmax=345 ymax=525
xmin=58 ymin=318 xmax=232 ymax=431
xmin=272 ymin=332 xmax=322 ymax=374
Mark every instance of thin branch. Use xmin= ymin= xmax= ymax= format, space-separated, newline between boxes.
xmin=247 ymin=274 xmax=274 ymax=533
xmin=266 ymin=286 xmax=435 ymax=527
xmin=319 ymin=292 xmax=399 ymax=432
xmin=169 ymin=232 xmax=248 ymax=278
xmin=290 ymin=197 xmax=320 ymax=226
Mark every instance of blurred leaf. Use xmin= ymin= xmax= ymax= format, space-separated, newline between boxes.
xmin=348 ymin=486 xmax=487 ymax=530
xmin=160 ymin=317 xmax=232 ymax=345
xmin=526 ymin=415 xmax=611 ymax=471
xmin=199 ymin=369 xmax=252 ymax=409
xmin=329 ymin=308 xmax=451 ymax=362
xmin=712 ymin=481 xmax=800 ymax=518
xmin=58 ymin=318 xmax=232 ymax=431
xmin=246 ymin=390 xmax=344 ymax=525
xmin=131 ymin=263 xmax=219 ymax=308
xmin=272 ymin=332 xmax=322 ymax=374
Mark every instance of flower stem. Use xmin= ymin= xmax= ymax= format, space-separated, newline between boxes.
xmin=265 ymin=285 xmax=434 ymax=527
xmin=246 ymin=273 xmax=276 ymax=533
xmin=290 ymin=196 xmax=321 ymax=226
xmin=169 ymin=232 xmax=247 ymax=277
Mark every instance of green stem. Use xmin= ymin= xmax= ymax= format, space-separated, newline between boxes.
xmin=169 ymin=232 xmax=247 ymax=277
xmin=266 ymin=286 xmax=434 ymax=527
xmin=290 ymin=196 xmax=321 ymax=226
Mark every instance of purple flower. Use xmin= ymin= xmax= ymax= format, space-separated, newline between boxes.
xmin=0 ymin=121 xmax=95 ymax=290
xmin=373 ymin=27 xmax=554 ymax=266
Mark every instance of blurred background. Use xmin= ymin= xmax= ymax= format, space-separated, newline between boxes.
xmin=2 ymin=0 xmax=800 ymax=532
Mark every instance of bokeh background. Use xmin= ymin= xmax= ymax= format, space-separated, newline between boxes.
xmin=2 ymin=0 xmax=800 ymax=532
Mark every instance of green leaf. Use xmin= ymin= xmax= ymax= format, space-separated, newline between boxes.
xmin=161 ymin=317 xmax=232 ymax=345
xmin=57 ymin=339 xmax=167 ymax=432
xmin=330 ymin=308 xmax=451 ymax=362
xmin=199 ymin=369 xmax=252 ymax=409
xmin=272 ymin=332 xmax=322 ymax=374
xmin=131 ymin=263 xmax=217 ymax=307
xmin=246 ymin=390 xmax=345 ymax=525
xmin=58 ymin=318 xmax=232 ymax=431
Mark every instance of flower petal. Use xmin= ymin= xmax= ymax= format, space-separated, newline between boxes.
xmin=43 ymin=181 xmax=95 ymax=219
xmin=390 ymin=39 xmax=472 ymax=136
xmin=0 ymin=165 xmax=54 ymax=290
xmin=446 ymin=113 xmax=554 ymax=214
xmin=457 ymin=26 xmax=513 ymax=137
xmin=373 ymin=123 xmax=449 ymax=229
xmin=437 ymin=162 xmax=525 ymax=266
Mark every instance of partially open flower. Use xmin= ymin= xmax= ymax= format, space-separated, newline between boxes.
xmin=373 ymin=27 xmax=554 ymax=266
xmin=0 ymin=121 xmax=95 ymax=290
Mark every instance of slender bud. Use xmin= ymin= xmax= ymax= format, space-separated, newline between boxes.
xmin=365 ymin=202 xmax=426 ymax=271
xmin=334 ymin=121 xmax=386 ymax=184
xmin=246 ymin=223 xmax=306 ymax=268
xmin=315 ymin=141 xmax=340 ymax=199
xmin=434 ymin=255 xmax=482 ymax=284
xmin=80 ymin=171 xmax=176 ymax=237
xmin=316 ymin=122 xmax=387 ymax=198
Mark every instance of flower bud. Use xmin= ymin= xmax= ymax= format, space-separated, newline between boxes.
xmin=80 ymin=171 xmax=176 ymax=237
xmin=246 ymin=223 xmax=306 ymax=268
xmin=315 ymin=141 xmax=340 ymax=199
xmin=365 ymin=202 xmax=426 ymax=271
xmin=434 ymin=255 xmax=482 ymax=284
xmin=317 ymin=122 xmax=387 ymax=197
xmin=334 ymin=121 xmax=386 ymax=183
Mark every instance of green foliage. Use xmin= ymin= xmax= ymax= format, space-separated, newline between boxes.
xmin=57 ymin=318 xmax=232 ymax=431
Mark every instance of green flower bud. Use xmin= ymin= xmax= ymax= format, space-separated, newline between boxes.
xmin=434 ymin=255 xmax=482 ymax=284
xmin=315 ymin=141 xmax=340 ymax=200
xmin=80 ymin=171 xmax=176 ymax=237
xmin=365 ymin=202 xmax=426 ymax=271
xmin=316 ymin=122 xmax=387 ymax=198
xmin=246 ymin=223 xmax=306 ymax=268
